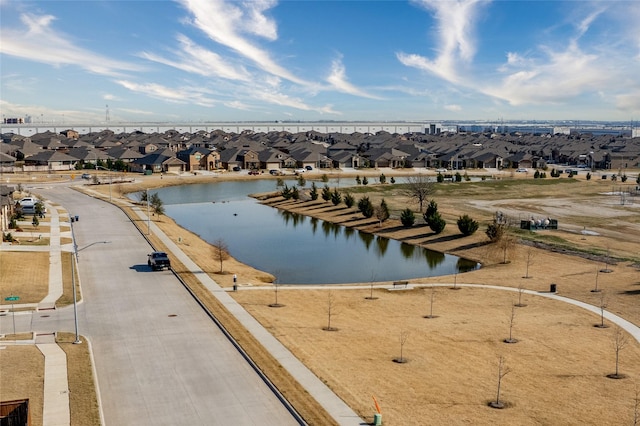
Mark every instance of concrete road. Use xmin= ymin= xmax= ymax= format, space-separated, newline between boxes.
xmin=32 ymin=185 xmax=300 ymax=426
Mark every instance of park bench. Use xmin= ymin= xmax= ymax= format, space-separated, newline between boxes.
xmin=392 ymin=281 xmax=409 ymax=289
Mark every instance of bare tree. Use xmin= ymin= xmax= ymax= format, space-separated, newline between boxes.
xmin=607 ymin=326 xmax=629 ymax=379
xmin=515 ymin=283 xmax=527 ymax=307
xmin=489 ymin=356 xmax=511 ymax=409
xmin=497 ymin=231 xmax=517 ymax=264
xmin=365 ymin=273 xmax=378 ymax=300
xmin=323 ymin=291 xmax=338 ymax=331
xmin=523 ymin=246 xmax=535 ymax=278
xmin=595 ymin=292 xmax=609 ymax=328
xmin=393 ymin=330 xmax=410 ymax=363
xmin=211 ymin=238 xmax=230 ymax=273
xmin=269 ymin=279 xmax=285 ymax=308
xmin=424 ymin=285 xmax=438 ymax=318
xmin=403 ymin=174 xmax=434 ymax=212
xmin=504 ymin=305 xmax=518 ymax=343
xmin=450 ymin=272 xmax=460 ymax=290
xmin=591 ymin=268 xmax=601 ymax=293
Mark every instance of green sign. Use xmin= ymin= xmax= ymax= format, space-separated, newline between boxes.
xmin=4 ymin=296 xmax=19 ymax=301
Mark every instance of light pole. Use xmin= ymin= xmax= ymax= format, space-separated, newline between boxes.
xmin=96 ymin=165 xmax=112 ymax=202
xmin=70 ymin=220 xmax=110 ymax=344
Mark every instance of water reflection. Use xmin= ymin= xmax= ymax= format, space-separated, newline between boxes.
xmin=155 ymin=180 xmax=480 ymax=284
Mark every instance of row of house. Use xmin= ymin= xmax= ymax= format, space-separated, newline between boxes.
xmin=1 ymin=128 xmax=639 ymax=175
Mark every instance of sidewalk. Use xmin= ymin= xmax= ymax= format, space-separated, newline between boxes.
xmin=1 ymin=200 xmax=72 ymax=426
xmin=131 ymin=206 xmax=365 ymax=426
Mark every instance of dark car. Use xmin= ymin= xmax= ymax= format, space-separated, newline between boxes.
xmin=232 ymin=166 xmax=241 ymax=172
xmin=305 ymin=165 xmax=313 ymax=171
xmin=148 ymin=252 xmax=171 ymax=271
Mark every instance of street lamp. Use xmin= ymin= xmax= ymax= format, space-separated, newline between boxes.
xmin=70 ymin=220 xmax=110 ymax=344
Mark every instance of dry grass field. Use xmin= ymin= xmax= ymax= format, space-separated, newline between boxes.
xmin=2 ymin=169 xmax=639 ymax=425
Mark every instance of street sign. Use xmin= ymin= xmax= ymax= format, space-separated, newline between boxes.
xmin=4 ymin=296 xmax=19 ymax=301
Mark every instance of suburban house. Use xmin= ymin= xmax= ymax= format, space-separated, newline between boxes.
xmin=130 ymin=150 xmax=186 ymax=174
xmin=177 ymin=147 xmax=220 ymax=171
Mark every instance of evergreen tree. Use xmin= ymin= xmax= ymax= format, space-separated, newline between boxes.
xmin=310 ymin=182 xmax=319 ymax=200
xmin=457 ymin=214 xmax=479 ymax=236
xmin=321 ymin=184 xmax=332 ymax=201
xmin=400 ymin=208 xmax=415 ymax=227
xmin=331 ymin=188 xmax=342 ymax=206
xmin=344 ymin=193 xmax=355 ymax=208
xmin=358 ymin=196 xmax=374 ymax=218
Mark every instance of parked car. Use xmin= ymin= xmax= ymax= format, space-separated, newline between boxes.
xmin=248 ymin=170 xmax=259 ymax=175
xmin=148 ymin=252 xmax=171 ymax=271
xmin=269 ymin=169 xmax=282 ymax=176
xmin=516 ymin=168 xmax=528 ymax=172
xmin=305 ymin=165 xmax=313 ymax=171
xmin=232 ymin=166 xmax=241 ymax=172
xmin=436 ymin=168 xmax=447 ymax=173
xmin=81 ymin=173 xmax=91 ymax=179
xmin=294 ymin=168 xmax=306 ymax=175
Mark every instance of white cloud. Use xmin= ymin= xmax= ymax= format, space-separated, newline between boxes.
xmin=326 ymin=58 xmax=381 ymax=99
xmin=115 ymin=80 xmax=216 ymax=107
xmin=0 ymin=13 xmax=141 ymax=76
xmin=615 ymin=90 xmax=640 ymax=115
xmin=445 ymin=104 xmax=462 ymax=112
xmin=398 ymin=0 xmax=489 ymax=84
xmin=178 ymin=0 xmax=309 ymax=86
xmin=139 ymin=34 xmax=252 ymax=81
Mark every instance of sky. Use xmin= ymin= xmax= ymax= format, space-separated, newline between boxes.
xmin=1 ymin=0 xmax=639 ymax=124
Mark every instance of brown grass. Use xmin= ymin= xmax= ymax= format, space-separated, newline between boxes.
xmin=7 ymin=171 xmax=638 ymax=425
xmin=0 ymin=252 xmax=50 ymax=303
xmin=57 ymin=333 xmax=101 ymax=426
xmin=0 ymin=345 xmax=44 ymax=426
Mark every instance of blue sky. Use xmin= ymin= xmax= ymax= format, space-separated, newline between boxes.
xmin=1 ymin=0 xmax=639 ymax=124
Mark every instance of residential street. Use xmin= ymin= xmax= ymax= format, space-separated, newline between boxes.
xmin=24 ymin=183 xmax=300 ymax=426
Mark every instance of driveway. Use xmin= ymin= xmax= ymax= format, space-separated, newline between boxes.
xmin=34 ymin=185 xmax=299 ymax=426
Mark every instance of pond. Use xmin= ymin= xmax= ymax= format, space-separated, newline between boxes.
xmin=149 ymin=178 xmax=479 ymax=284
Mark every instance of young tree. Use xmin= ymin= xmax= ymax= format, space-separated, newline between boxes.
xmin=321 ymin=185 xmax=332 ymax=202
xmin=489 ymin=356 xmax=511 ymax=409
xmin=428 ymin=212 xmax=446 ymax=234
xmin=423 ymin=200 xmax=439 ymax=225
xmin=596 ymin=292 xmax=609 ymax=328
xmin=393 ymin=330 xmax=410 ymax=363
xmin=403 ymin=175 xmax=434 ymax=212
xmin=281 ymin=184 xmax=292 ymax=200
xmin=523 ymin=246 xmax=535 ymax=278
xmin=457 ymin=214 xmax=479 ymax=236
xmin=344 ymin=193 xmax=355 ymax=208
xmin=331 ymin=188 xmax=342 ymax=206
xmin=291 ymin=186 xmax=300 ymax=200
xmin=321 ymin=174 xmax=329 ymax=183
xmin=32 ymin=214 xmax=39 ymax=229
xmin=515 ymin=282 xmax=527 ymax=307
xmin=608 ymin=326 xmax=629 ymax=379
xmin=379 ymin=173 xmax=386 ymax=184
xmin=211 ymin=238 xmax=230 ymax=273
xmin=486 ymin=220 xmax=505 ymax=243
xmin=424 ymin=285 xmax=438 ymax=318
xmin=355 ymin=175 xmax=361 ymax=185
xmin=362 ymin=176 xmax=369 ymax=185
xmin=374 ymin=199 xmax=390 ymax=226
xmin=309 ymin=182 xmax=319 ymax=200
xmin=297 ymin=174 xmax=306 ymax=187
xmin=357 ymin=196 xmax=374 ymax=218
xmin=390 ymin=176 xmax=395 ymax=184
xmin=276 ymin=177 xmax=285 ymax=189
xmin=150 ymin=193 xmax=165 ymax=218
xmin=269 ymin=275 xmax=285 ymax=308
xmin=504 ymin=305 xmax=518 ymax=343
xmin=400 ymin=208 xmax=415 ymax=228
xmin=323 ymin=291 xmax=338 ymax=331
xmin=496 ymin=231 xmax=516 ymax=264
xmin=591 ymin=268 xmax=601 ymax=293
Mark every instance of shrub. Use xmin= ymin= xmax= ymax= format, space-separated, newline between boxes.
xmin=423 ymin=200 xmax=438 ymax=225
xmin=400 ymin=208 xmax=415 ymax=227
xmin=310 ymin=182 xmax=318 ymax=200
xmin=437 ymin=173 xmax=444 ymax=183
xmin=457 ymin=214 xmax=479 ymax=236
xmin=379 ymin=173 xmax=386 ymax=184
xmin=455 ymin=172 xmax=462 ymax=182
xmin=331 ymin=188 xmax=342 ymax=206
xmin=344 ymin=193 xmax=355 ymax=208
xmin=486 ymin=220 xmax=505 ymax=242
xmin=362 ymin=176 xmax=369 ymax=185
xmin=358 ymin=196 xmax=374 ymax=218
xmin=428 ymin=212 xmax=446 ymax=234
xmin=321 ymin=185 xmax=331 ymax=201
